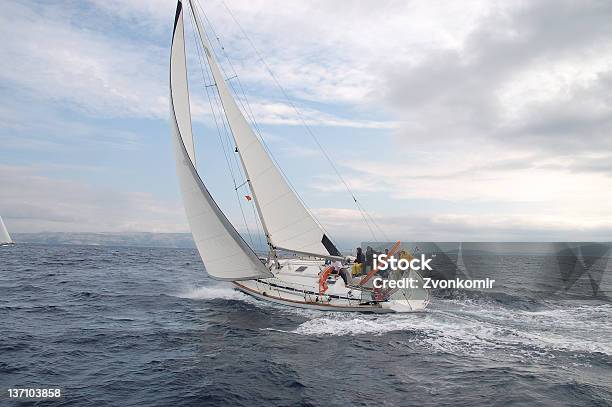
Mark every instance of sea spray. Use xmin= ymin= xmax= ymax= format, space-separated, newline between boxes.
xmin=175 ymin=284 xmax=250 ymax=301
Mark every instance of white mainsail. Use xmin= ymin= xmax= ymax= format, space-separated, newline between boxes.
xmin=188 ymin=0 xmax=341 ymax=259
xmin=170 ymin=0 xmax=273 ymax=280
xmin=0 ymin=216 xmax=12 ymax=245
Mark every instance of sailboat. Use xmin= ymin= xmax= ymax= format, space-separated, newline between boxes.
xmin=0 ymin=216 xmax=14 ymax=246
xmin=169 ymin=0 xmax=429 ymax=312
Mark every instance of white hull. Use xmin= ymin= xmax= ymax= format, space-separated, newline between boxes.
xmin=234 ymin=282 xmax=392 ymax=312
xmin=232 ymin=258 xmax=430 ymax=313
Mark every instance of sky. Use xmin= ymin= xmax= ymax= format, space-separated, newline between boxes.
xmin=1 ymin=0 xmax=611 ymax=245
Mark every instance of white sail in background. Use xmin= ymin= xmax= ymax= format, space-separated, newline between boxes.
xmin=188 ymin=0 xmax=341 ymax=259
xmin=0 ymin=216 xmax=12 ymax=245
xmin=170 ymin=0 xmax=273 ymax=280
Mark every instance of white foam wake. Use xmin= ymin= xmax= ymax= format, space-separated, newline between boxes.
xmin=291 ymin=301 xmax=612 ymax=357
xmin=175 ymin=284 xmax=251 ymax=301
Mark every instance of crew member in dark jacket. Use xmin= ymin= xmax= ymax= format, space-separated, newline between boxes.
xmin=355 ymin=247 xmax=365 ymax=265
xmin=365 ymin=246 xmax=374 ymax=274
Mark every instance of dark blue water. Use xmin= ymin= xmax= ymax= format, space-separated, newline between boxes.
xmin=1 ymin=244 xmax=610 ymax=406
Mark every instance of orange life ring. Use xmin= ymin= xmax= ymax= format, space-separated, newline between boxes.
xmin=319 ymin=266 xmax=333 ymax=294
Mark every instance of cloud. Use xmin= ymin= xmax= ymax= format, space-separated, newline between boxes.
xmin=0 ymin=101 xmax=145 ymax=152
xmin=242 ymin=99 xmax=398 ymax=128
xmin=86 ymin=0 xmax=490 ymax=107
xmin=1 ymin=0 xmax=398 ymax=134
xmin=0 ymin=1 xmax=169 ymax=119
xmin=307 ymin=149 xmax=612 ymax=241
xmin=0 ymin=165 xmax=187 ymax=233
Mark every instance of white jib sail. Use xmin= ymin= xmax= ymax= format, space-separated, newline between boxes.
xmin=170 ymin=0 xmax=273 ymax=281
xmin=189 ymin=0 xmax=341 ymax=258
xmin=0 ymin=216 xmax=12 ymax=244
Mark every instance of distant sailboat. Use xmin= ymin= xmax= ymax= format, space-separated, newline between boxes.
xmin=169 ymin=0 xmax=429 ymax=312
xmin=0 ymin=216 xmax=13 ymax=246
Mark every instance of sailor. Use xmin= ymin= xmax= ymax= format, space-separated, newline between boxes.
xmin=330 ymin=259 xmax=351 ymax=285
xmin=380 ymin=248 xmax=390 ymax=278
xmin=339 ymin=268 xmax=351 ymax=285
xmin=352 ymin=247 xmax=365 ymax=276
xmin=365 ymin=246 xmax=374 ymax=274
xmin=355 ymin=247 xmax=365 ymax=264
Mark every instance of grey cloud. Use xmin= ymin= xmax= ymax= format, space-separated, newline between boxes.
xmin=320 ymin=210 xmax=612 ymax=244
xmin=425 ymin=154 xmax=612 ymax=180
xmin=565 ymin=156 xmax=612 ymax=176
xmin=384 ymin=213 xmax=612 ymax=242
xmin=382 ymin=0 xmax=612 ymax=155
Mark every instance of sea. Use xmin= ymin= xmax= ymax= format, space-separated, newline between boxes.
xmin=1 ymin=244 xmax=610 ymax=406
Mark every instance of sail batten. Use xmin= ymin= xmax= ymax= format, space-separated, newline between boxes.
xmin=170 ymin=0 xmax=273 ymax=281
xmin=188 ymin=0 xmax=340 ymax=258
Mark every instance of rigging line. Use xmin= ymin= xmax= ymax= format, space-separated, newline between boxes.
xmin=190 ymin=13 xmax=234 ymax=180
xmin=359 ymin=202 xmax=388 ymax=242
xmin=366 ymin=208 xmax=390 ymax=242
xmin=187 ymin=6 xmax=257 ymax=249
xmin=194 ymin=0 xmax=341 ymax=246
xmin=191 ymin=4 xmax=255 ymax=199
xmin=218 ymin=0 xmax=382 ymax=242
xmin=209 ymin=56 xmax=267 ymax=251
xmin=188 ymin=10 xmax=234 ymax=181
xmin=234 ymin=179 xmax=249 ymax=190
xmin=215 ymin=82 xmax=267 ymax=252
xmin=203 ymin=55 xmax=263 ymax=251
xmin=217 ymin=94 xmax=266 ymax=252
xmin=190 ymin=2 xmax=266 ymax=251
xmin=355 ymin=200 xmax=378 ymax=241
xmin=228 ymin=133 xmax=265 ymax=251
xmin=193 ymin=1 xmax=260 ymax=130
xmin=250 ymin=196 xmax=265 ymax=252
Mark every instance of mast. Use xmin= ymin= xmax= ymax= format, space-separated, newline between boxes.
xmin=169 ymin=0 xmax=273 ymax=280
xmin=188 ymin=0 xmax=277 ymax=265
xmin=236 ymin=151 xmax=280 ymax=266
xmin=187 ymin=0 xmax=342 ymax=261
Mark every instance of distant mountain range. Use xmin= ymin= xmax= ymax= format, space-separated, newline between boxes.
xmin=12 ymin=232 xmax=359 ymax=253
xmin=13 ymin=232 xmax=197 ymax=249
